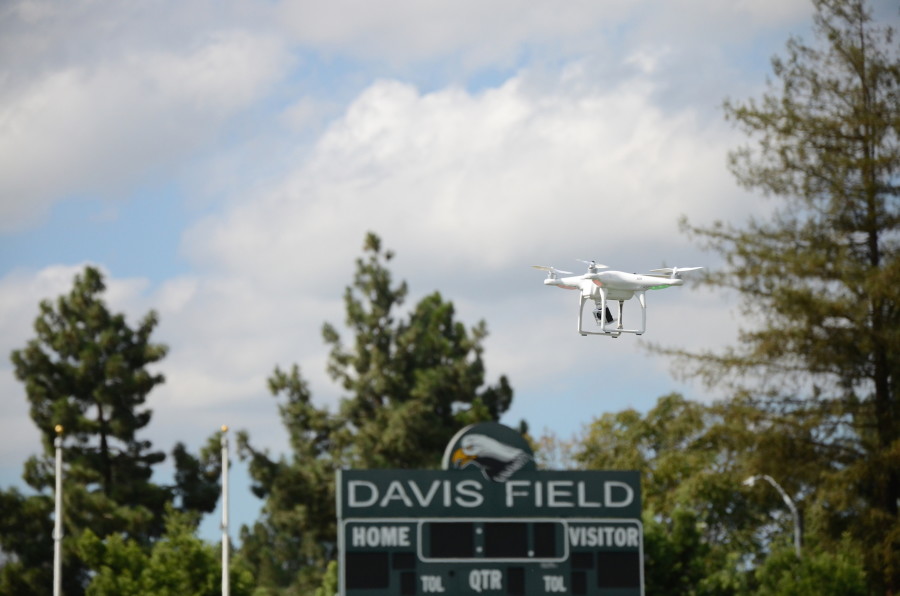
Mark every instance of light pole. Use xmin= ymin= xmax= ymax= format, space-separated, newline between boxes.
xmin=744 ymin=474 xmax=801 ymax=558
xmin=221 ymin=425 xmax=230 ymax=596
xmin=53 ymin=424 xmax=64 ymax=596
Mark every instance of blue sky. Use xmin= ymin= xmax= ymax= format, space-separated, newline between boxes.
xmin=4 ymin=0 xmax=894 ymax=542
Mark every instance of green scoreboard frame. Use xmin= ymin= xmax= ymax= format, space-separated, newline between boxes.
xmin=337 ymin=469 xmax=644 ymax=595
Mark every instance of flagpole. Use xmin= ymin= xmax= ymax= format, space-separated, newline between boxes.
xmin=221 ymin=425 xmax=230 ymax=596
xmin=53 ymin=425 xmax=64 ymax=596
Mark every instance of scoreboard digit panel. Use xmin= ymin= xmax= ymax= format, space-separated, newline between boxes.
xmin=420 ymin=518 xmax=567 ymax=562
xmin=341 ymin=518 xmax=643 ymax=595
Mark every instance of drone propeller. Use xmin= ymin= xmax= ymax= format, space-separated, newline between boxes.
xmin=532 ymin=265 xmax=573 ymax=277
xmin=649 ymin=266 xmax=703 ymax=278
xmin=576 ymin=259 xmax=609 ymax=270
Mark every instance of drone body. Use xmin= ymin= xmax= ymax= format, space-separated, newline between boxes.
xmin=534 ymin=261 xmax=702 ymax=337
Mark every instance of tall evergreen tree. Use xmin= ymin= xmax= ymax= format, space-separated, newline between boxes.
xmin=667 ymin=0 xmax=899 ymax=591
xmin=322 ymin=232 xmax=513 ymax=468
xmin=236 ymin=366 xmax=337 ymax=594
xmin=237 ymin=232 xmax=514 ymax=594
xmin=2 ymin=266 xmax=221 ymax=595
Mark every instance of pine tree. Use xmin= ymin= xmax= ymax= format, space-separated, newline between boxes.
xmin=669 ymin=0 xmax=899 ymax=590
xmin=2 ymin=266 xmax=221 ymax=595
xmin=237 ymin=232 xmax=514 ymax=593
xmin=236 ymin=366 xmax=337 ymax=594
xmin=322 ymin=232 xmax=513 ymax=468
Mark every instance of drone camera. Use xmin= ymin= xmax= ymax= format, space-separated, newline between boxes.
xmin=592 ymin=307 xmax=614 ymax=325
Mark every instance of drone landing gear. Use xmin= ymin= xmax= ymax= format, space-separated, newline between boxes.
xmin=577 ymin=291 xmax=647 ymax=337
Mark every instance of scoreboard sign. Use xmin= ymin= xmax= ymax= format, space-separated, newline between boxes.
xmin=337 ymin=423 xmax=644 ymax=595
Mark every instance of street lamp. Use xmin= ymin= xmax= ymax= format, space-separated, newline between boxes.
xmin=744 ymin=474 xmax=801 ymax=558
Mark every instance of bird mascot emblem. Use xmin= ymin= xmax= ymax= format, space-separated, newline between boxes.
xmin=442 ymin=422 xmax=535 ymax=482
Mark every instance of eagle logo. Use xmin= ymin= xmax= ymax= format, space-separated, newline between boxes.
xmin=443 ymin=423 xmax=535 ymax=482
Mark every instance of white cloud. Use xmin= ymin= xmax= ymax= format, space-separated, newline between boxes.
xmin=0 ymin=0 xmax=816 ymax=233
xmin=187 ymin=66 xmax=749 ymax=280
xmin=0 ymin=265 xmax=83 ymax=350
xmin=0 ymin=30 xmax=290 ymax=232
xmin=276 ymin=0 xmax=622 ymax=67
xmin=275 ymin=0 xmax=812 ymax=69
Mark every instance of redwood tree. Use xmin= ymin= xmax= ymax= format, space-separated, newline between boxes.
xmin=670 ymin=0 xmax=899 ymax=591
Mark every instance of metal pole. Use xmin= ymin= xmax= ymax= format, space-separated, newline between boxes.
xmin=221 ymin=425 xmax=230 ymax=596
xmin=744 ymin=474 xmax=801 ymax=558
xmin=53 ymin=425 xmax=64 ymax=596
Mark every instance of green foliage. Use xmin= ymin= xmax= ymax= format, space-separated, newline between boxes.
xmin=3 ymin=266 xmax=222 ymax=595
xmin=171 ymin=434 xmax=225 ymax=514
xmin=642 ymin=508 xmax=712 ymax=595
xmin=313 ymin=561 xmax=338 ymax=596
xmin=78 ymin=507 xmax=253 ymax=596
xmin=664 ymin=0 xmax=900 ymax=590
xmin=236 ymin=232 xmax=515 ymax=594
xmin=576 ymin=394 xmax=756 ymax=593
xmin=575 ymin=392 xmax=874 ymax=595
xmin=0 ymin=488 xmax=55 ymax=594
xmin=576 ymin=394 xmax=757 ymax=543
xmin=753 ymin=541 xmax=867 ymax=596
xmin=532 ymin=430 xmax=578 ymax=470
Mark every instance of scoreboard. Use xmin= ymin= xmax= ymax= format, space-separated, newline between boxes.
xmin=342 ymin=517 xmax=642 ymax=594
xmin=337 ymin=469 xmax=643 ymax=595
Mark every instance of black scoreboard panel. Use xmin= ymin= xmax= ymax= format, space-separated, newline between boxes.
xmin=423 ymin=520 xmax=566 ymax=561
xmin=341 ymin=518 xmax=643 ymax=595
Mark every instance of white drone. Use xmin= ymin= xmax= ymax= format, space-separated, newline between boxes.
xmin=533 ymin=260 xmax=703 ymax=337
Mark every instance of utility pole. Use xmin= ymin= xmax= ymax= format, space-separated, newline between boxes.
xmin=221 ymin=425 xmax=230 ymax=596
xmin=53 ymin=425 xmax=64 ymax=596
